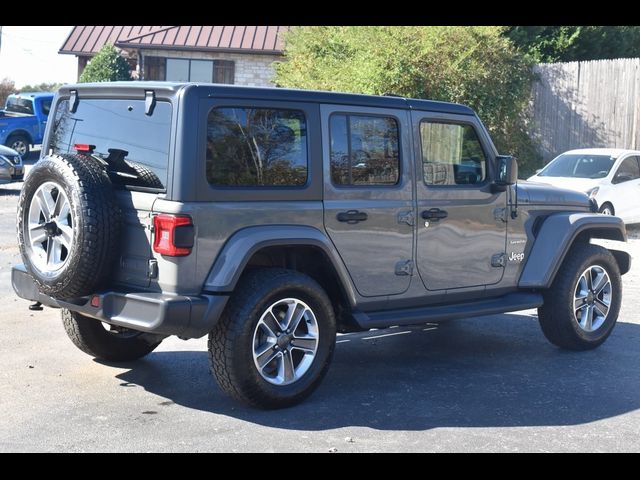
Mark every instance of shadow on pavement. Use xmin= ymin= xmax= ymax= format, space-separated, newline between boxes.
xmin=0 ymin=187 xmax=21 ymax=196
xmin=111 ymin=313 xmax=640 ymax=431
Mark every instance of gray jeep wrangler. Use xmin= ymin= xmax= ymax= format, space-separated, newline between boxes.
xmin=12 ymin=82 xmax=631 ymax=409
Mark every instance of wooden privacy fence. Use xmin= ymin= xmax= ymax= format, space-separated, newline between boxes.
xmin=530 ymin=58 xmax=640 ymax=164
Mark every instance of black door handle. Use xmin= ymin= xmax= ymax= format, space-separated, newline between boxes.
xmin=337 ymin=210 xmax=368 ymax=224
xmin=421 ymin=208 xmax=448 ymax=221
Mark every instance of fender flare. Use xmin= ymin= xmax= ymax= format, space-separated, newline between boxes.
xmin=5 ymin=129 xmax=33 ymax=145
xmin=203 ymin=225 xmax=358 ymax=306
xmin=519 ymin=212 xmax=630 ymax=289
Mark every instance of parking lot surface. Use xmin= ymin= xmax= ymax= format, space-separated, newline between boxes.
xmin=2 ymin=160 xmax=639 ymax=452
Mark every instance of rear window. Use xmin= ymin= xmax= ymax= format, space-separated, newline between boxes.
xmin=50 ymin=99 xmax=172 ymax=190
xmin=6 ymin=97 xmax=34 ymax=115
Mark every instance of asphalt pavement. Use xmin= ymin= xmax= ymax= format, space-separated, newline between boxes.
xmin=1 ymin=158 xmax=639 ymax=452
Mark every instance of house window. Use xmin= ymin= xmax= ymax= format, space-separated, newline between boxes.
xmin=166 ymin=59 xmax=190 ymax=81
xmin=213 ymin=60 xmax=235 ymax=84
xmin=153 ymin=58 xmax=235 ymax=84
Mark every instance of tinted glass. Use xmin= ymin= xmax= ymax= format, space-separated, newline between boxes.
xmin=330 ymin=114 xmax=399 ymax=186
xmin=50 ymin=99 xmax=172 ymax=189
xmin=613 ymin=156 xmax=640 ymax=183
xmin=166 ymin=58 xmax=189 ymax=81
xmin=190 ymin=60 xmax=213 ymax=82
xmin=539 ymin=154 xmax=615 ymax=178
xmin=41 ymin=98 xmax=52 ymax=116
xmin=6 ymin=97 xmax=34 ymax=115
xmin=207 ymin=107 xmax=307 ymax=187
xmin=420 ymin=121 xmax=486 ymax=185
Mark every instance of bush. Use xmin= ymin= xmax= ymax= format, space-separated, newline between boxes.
xmin=275 ymin=26 xmax=541 ymax=176
xmin=79 ymin=44 xmax=131 ymax=83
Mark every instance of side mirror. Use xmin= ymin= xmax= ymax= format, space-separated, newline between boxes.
xmin=495 ymin=155 xmax=518 ymax=186
xmin=535 ymin=168 xmax=542 ymax=174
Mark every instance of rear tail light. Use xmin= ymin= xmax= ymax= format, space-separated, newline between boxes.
xmin=74 ymin=143 xmax=96 ymax=154
xmin=153 ymin=214 xmax=194 ymax=257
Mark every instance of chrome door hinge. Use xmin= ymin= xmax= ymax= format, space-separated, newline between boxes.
xmin=395 ymin=260 xmax=414 ymax=276
xmin=397 ymin=211 xmax=415 ymax=226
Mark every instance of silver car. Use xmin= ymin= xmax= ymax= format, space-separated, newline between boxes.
xmin=0 ymin=144 xmax=24 ymax=184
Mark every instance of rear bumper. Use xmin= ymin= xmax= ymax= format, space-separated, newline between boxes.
xmin=11 ymin=265 xmax=228 ymax=339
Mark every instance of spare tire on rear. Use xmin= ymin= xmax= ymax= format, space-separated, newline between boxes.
xmin=17 ymin=154 xmax=121 ymax=299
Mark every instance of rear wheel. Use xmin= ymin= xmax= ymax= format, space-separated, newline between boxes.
xmin=7 ymin=134 xmax=30 ymax=157
xmin=62 ymin=309 xmax=162 ymax=361
xmin=538 ymin=243 xmax=621 ymax=350
xmin=208 ymin=269 xmax=336 ymax=409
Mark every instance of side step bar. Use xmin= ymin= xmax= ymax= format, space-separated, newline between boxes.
xmin=352 ymin=292 xmax=543 ymax=329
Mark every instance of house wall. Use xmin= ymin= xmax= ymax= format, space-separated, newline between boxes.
xmin=77 ymin=56 xmax=90 ymax=79
xmin=141 ymin=49 xmax=281 ymax=86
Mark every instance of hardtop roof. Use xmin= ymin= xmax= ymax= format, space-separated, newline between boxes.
xmin=59 ymin=82 xmax=476 ymax=116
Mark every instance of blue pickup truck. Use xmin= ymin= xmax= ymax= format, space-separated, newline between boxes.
xmin=0 ymin=92 xmax=54 ymax=157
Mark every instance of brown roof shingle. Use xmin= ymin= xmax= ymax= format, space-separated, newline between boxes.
xmin=60 ymin=26 xmax=290 ymax=56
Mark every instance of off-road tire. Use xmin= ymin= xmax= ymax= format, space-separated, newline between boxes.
xmin=62 ymin=309 xmax=162 ymax=361
xmin=208 ymin=268 xmax=337 ymax=409
xmin=538 ymin=243 xmax=622 ymax=350
xmin=17 ymin=154 xmax=120 ymax=299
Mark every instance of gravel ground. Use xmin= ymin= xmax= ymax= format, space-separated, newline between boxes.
xmin=1 ymin=162 xmax=640 ymax=452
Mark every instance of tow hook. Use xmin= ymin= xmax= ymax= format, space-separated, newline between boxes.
xmin=28 ymin=301 xmax=43 ymax=311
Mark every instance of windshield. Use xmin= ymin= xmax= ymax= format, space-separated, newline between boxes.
xmin=539 ymin=154 xmax=615 ymax=179
xmin=49 ymin=98 xmax=172 ymax=190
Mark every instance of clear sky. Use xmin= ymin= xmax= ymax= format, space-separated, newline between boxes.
xmin=0 ymin=26 xmax=77 ymax=88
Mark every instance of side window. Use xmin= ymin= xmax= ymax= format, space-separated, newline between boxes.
xmin=330 ymin=114 xmax=400 ymax=186
xmin=613 ymin=157 xmax=640 ymax=184
xmin=420 ymin=121 xmax=487 ymax=186
xmin=206 ymin=107 xmax=308 ymax=187
xmin=41 ymin=99 xmax=52 ymax=117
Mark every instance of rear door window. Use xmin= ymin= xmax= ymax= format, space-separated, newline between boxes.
xmin=329 ymin=114 xmax=400 ymax=186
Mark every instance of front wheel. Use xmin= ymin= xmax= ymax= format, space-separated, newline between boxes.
xmin=208 ymin=269 xmax=336 ymax=409
xmin=7 ymin=134 xmax=30 ymax=157
xmin=599 ymin=203 xmax=614 ymax=216
xmin=538 ymin=243 xmax=622 ymax=350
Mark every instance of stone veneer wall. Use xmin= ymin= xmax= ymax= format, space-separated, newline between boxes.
xmin=141 ymin=49 xmax=281 ymax=86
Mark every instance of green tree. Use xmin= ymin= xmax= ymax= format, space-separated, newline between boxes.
xmin=507 ymin=26 xmax=640 ymax=63
xmin=18 ymin=82 xmax=62 ymax=93
xmin=275 ymin=26 xmax=540 ymax=175
xmin=79 ymin=44 xmax=131 ymax=83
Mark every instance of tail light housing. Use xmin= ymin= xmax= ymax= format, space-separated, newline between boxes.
xmin=153 ymin=214 xmax=194 ymax=257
